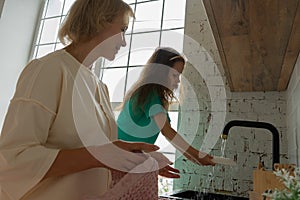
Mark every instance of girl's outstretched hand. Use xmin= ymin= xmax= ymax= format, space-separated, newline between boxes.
xmin=184 ymin=150 xmax=215 ymax=166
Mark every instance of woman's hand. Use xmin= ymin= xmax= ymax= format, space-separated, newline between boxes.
xmin=113 ymin=140 xmax=160 ymax=153
xmin=88 ymin=140 xmax=160 ymax=173
xmin=148 ymin=152 xmax=180 ymax=178
xmin=159 ymin=165 xmax=180 ymax=178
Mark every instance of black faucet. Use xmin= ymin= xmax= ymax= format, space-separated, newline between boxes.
xmin=221 ymin=120 xmax=280 ymax=169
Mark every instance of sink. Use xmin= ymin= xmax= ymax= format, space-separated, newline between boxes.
xmin=160 ymin=190 xmax=249 ymax=200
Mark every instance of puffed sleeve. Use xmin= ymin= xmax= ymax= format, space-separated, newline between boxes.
xmin=0 ymin=59 xmax=62 ymax=199
xmin=144 ymin=93 xmax=171 ymax=122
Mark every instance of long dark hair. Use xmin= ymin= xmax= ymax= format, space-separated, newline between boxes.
xmin=119 ymin=47 xmax=185 ymax=112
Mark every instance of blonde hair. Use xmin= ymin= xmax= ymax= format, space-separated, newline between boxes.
xmin=58 ymin=0 xmax=134 ymax=45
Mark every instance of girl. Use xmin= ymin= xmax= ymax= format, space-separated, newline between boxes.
xmin=117 ymin=47 xmax=215 ymax=166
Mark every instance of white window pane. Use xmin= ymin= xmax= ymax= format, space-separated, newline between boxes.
xmin=137 ymin=0 xmax=153 ymax=3
xmin=133 ymin=1 xmax=163 ymax=33
xmin=101 ymin=68 xmax=127 ymax=102
xmin=160 ymin=29 xmax=184 ymax=53
xmin=163 ymin=0 xmax=186 ymax=29
xmin=131 ymin=32 xmax=161 ymax=49
xmin=45 ymin=0 xmax=63 ymax=18
xmin=129 ymin=48 xmax=157 ymax=66
xmin=36 ymin=45 xmax=55 ymax=58
xmin=63 ymin=0 xmax=75 ymax=15
xmin=124 ymin=0 xmax=136 ymax=4
xmin=126 ymin=67 xmax=143 ymax=92
xmin=169 ymin=111 xmax=179 ymax=129
xmin=40 ymin=18 xmax=60 ymax=44
xmin=130 ymin=32 xmax=160 ymax=65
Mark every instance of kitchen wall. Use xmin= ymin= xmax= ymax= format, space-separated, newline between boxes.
xmin=0 ymin=0 xmax=43 ymax=128
xmin=173 ymin=0 xmax=289 ymax=197
xmin=286 ymin=53 xmax=300 ymax=166
xmin=0 ymin=0 xmax=296 ymax=198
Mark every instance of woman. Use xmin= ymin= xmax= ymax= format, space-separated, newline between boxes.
xmin=0 ymin=1 xmax=177 ymax=200
xmin=117 ymin=47 xmax=215 ymax=166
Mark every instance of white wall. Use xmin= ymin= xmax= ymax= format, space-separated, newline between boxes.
xmin=286 ymin=53 xmax=300 ymax=166
xmin=0 ymin=0 xmax=43 ymax=128
xmin=174 ymin=0 xmax=288 ymax=197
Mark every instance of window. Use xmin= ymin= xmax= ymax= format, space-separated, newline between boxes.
xmin=32 ymin=0 xmax=186 ymax=195
xmin=31 ymin=0 xmax=74 ymax=59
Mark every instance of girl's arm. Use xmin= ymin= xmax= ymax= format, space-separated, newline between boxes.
xmin=153 ymin=113 xmax=215 ymax=166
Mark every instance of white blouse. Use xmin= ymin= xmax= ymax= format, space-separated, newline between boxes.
xmin=0 ymin=49 xmax=117 ymax=200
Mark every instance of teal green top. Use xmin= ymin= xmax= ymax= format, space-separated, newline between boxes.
xmin=117 ymin=91 xmax=170 ymax=144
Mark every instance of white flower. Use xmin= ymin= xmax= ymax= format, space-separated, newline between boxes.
xmin=263 ymin=166 xmax=300 ymax=200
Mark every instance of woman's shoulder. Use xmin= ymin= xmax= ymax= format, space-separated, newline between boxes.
xmin=16 ymin=50 xmax=74 ymax=91
xmin=38 ymin=49 xmax=77 ymax=67
xmin=26 ymin=49 xmax=83 ymax=77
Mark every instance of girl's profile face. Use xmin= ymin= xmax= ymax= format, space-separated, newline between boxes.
xmin=168 ymin=61 xmax=184 ymax=90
